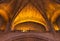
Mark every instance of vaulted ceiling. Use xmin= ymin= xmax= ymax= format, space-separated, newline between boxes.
xmin=0 ymin=0 xmax=60 ymax=31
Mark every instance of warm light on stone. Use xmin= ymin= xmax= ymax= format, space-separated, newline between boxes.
xmin=12 ymin=3 xmax=47 ymax=31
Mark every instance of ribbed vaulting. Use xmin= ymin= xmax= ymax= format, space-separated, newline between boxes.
xmin=0 ymin=0 xmax=60 ymax=41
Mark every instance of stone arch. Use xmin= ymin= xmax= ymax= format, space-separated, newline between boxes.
xmin=11 ymin=3 xmax=48 ymax=31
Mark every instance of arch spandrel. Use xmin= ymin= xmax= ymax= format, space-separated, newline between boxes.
xmin=11 ymin=3 xmax=48 ymax=31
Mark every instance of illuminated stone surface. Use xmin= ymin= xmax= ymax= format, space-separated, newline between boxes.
xmin=0 ymin=0 xmax=60 ymax=41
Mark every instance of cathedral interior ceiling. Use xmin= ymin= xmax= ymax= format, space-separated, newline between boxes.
xmin=0 ymin=0 xmax=60 ymax=41
xmin=0 ymin=0 xmax=60 ymax=32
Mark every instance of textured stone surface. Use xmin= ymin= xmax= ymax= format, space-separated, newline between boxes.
xmin=0 ymin=0 xmax=60 ymax=41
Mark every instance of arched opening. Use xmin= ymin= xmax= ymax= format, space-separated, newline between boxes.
xmin=13 ymin=21 xmax=47 ymax=32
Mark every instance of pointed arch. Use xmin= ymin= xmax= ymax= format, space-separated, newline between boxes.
xmin=11 ymin=3 xmax=48 ymax=31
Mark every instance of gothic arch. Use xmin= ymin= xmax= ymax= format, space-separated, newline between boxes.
xmin=11 ymin=3 xmax=48 ymax=31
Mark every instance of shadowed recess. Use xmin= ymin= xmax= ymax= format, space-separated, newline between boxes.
xmin=13 ymin=22 xmax=47 ymax=32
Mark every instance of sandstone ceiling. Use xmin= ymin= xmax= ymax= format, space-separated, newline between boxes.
xmin=0 ymin=0 xmax=60 ymax=32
